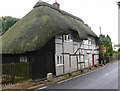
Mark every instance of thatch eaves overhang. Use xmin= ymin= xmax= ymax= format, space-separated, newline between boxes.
xmin=2 ymin=2 xmax=99 ymax=54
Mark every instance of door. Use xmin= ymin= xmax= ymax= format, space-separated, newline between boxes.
xmin=92 ymin=54 xmax=94 ymax=66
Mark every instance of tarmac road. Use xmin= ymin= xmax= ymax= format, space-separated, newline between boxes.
xmin=36 ymin=61 xmax=119 ymax=90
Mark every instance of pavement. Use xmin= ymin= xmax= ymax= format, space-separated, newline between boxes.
xmin=35 ymin=61 xmax=119 ymax=90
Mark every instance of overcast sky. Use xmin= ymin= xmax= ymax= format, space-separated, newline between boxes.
xmin=0 ymin=0 xmax=118 ymax=44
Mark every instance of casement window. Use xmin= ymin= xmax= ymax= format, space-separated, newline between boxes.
xmin=64 ymin=34 xmax=72 ymax=41
xmin=20 ymin=56 xmax=27 ymax=62
xmin=56 ymin=56 xmax=63 ymax=66
xmin=88 ymin=40 xmax=91 ymax=45
xmin=84 ymin=40 xmax=88 ymax=45
xmin=91 ymin=40 xmax=95 ymax=44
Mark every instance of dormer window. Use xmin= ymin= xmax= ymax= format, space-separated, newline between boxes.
xmin=91 ymin=40 xmax=95 ymax=44
xmin=64 ymin=34 xmax=72 ymax=42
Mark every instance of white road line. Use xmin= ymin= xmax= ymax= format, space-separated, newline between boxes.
xmin=105 ymin=74 xmax=109 ymax=76
xmin=57 ymin=62 xmax=118 ymax=84
xmin=58 ymin=78 xmax=73 ymax=84
xmin=35 ymin=86 xmax=47 ymax=91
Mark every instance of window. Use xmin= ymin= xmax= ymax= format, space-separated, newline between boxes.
xmin=88 ymin=40 xmax=91 ymax=45
xmin=60 ymin=56 xmax=63 ymax=64
xmin=64 ymin=34 xmax=72 ymax=41
xmin=56 ymin=56 xmax=63 ymax=65
xmin=57 ymin=56 xmax=59 ymax=64
xmin=91 ymin=40 xmax=95 ymax=44
xmin=84 ymin=40 xmax=88 ymax=44
xmin=20 ymin=56 xmax=27 ymax=62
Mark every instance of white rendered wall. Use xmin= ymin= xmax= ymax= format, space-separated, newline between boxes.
xmin=55 ymin=35 xmax=99 ymax=76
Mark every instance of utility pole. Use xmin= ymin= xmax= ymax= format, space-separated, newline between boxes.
xmin=99 ymin=26 xmax=101 ymax=35
xmin=117 ymin=2 xmax=120 ymax=90
xmin=118 ymin=2 xmax=120 ymax=45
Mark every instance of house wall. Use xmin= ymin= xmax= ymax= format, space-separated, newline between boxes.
xmin=28 ymin=37 xmax=56 ymax=80
xmin=55 ymin=34 xmax=99 ymax=76
xmin=2 ymin=54 xmax=20 ymax=64
xmin=2 ymin=37 xmax=56 ymax=80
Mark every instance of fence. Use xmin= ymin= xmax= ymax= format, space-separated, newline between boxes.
xmin=2 ymin=62 xmax=29 ymax=85
xmin=108 ymin=54 xmax=118 ymax=62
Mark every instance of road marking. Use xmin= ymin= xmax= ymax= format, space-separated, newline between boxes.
xmin=105 ymin=74 xmax=109 ymax=76
xmin=58 ymin=78 xmax=73 ymax=84
xmin=57 ymin=62 xmax=118 ymax=84
xmin=35 ymin=86 xmax=47 ymax=91
xmin=57 ymin=67 xmax=106 ymax=84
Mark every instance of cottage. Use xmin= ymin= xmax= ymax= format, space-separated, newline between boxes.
xmin=2 ymin=1 xmax=99 ymax=80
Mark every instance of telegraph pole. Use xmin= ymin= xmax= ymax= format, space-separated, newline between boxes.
xmin=117 ymin=3 xmax=120 ymax=48
xmin=117 ymin=2 xmax=120 ymax=90
xmin=99 ymin=26 xmax=101 ymax=35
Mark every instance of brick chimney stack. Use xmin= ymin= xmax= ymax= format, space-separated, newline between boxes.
xmin=53 ymin=0 xmax=60 ymax=8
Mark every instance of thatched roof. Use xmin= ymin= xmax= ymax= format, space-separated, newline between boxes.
xmin=2 ymin=2 xmax=98 ymax=54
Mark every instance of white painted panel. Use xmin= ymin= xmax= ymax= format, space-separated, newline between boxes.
xmin=55 ymin=44 xmax=62 ymax=55
xmin=64 ymin=55 xmax=70 ymax=74
xmin=71 ymin=56 xmax=77 ymax=71
xmin=64 ymin=42 xmax=73 ymax=53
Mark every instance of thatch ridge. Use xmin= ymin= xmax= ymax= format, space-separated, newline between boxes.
xmin=2 ymin=1 xmax=98 ymax=54
xmin=33 ymin=2 xmax=84 ymax=23
xmin=34 ymin=2 xmax=97 ymax=38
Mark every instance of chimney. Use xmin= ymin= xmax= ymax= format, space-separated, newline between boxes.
xmin=53 ymin=0 xmax=60 ymax=8
xmin=118 ymin=2 xmax=120 ymax=9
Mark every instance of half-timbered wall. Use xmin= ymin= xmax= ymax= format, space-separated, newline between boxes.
xmin=55 ymin=34 xmax=99 ymax=76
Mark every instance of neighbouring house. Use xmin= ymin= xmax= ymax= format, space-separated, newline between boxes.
xmin=2 ymin=1 xmax=99 ymax=80
xmin=113 ymin=44 xmax=120 ymax=51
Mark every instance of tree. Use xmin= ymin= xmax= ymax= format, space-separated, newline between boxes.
xmin=1 ymin=16 xmax=19 ymax=35
xmin=118 ymin=48 xmax=120 ymax=59
xmin=118 ymin=48 xmax=120 ymax=52
xmin=99 ymin=34 xmax=113 ymax=63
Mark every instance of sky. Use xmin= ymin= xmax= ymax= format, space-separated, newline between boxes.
xmin=0 ymin=0 xmax=118 ymax=44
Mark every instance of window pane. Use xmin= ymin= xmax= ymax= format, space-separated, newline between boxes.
xmin=64 ymin=35 xmax=67 ymax=40
xmin=25 ymin=57 xmax=27 ymax=62
xmin=68 ymin=35 xmax=70 ymax=40
xmin=57 ymin=56 xmax=59 ymax=64
xmin=60 ymin=56 xmax=63 ymax=64
xmin=20 ymin=57 xmax=22 ymax=62
xmin=20 ymin=56 xmax=23 ymax=62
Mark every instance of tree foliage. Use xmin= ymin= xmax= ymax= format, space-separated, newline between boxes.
xmin=118 ymin=48 xmax=120 ymax=52
xmin=1 ymin=16 xmax=19 ymax=35
xmin=118 ymin=48 xmax=120 ymax=59
xmin=99 ymin=34 xmax=113 ymax=62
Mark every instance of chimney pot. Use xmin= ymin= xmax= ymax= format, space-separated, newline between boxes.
xmin=53 ymin=1 xmax=60 ymax=8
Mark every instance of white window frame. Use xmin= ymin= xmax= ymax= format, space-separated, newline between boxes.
xmin=64 ymin=34 xmax=72 ymax=42
xmin=20 ymin=56 xmax=27 ymax=62
xmin=56 ymin=55 xmax=63 ymax=66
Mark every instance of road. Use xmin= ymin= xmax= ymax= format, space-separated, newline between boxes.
xmin=36 ymin=61 xmax=119 ymax=90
